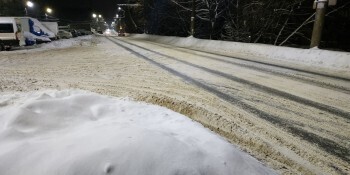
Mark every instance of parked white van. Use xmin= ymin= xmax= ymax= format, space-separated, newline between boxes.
xmin=1 ymin=17 xmax=57 ymax=50
xmin=0 ymin=17 xmax=21 ymax=51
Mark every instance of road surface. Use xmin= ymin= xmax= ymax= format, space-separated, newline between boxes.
xmin=0 ymin=36 xmax=349 ymax=174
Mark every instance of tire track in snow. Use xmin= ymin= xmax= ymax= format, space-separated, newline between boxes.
xmin=106 ymin=37 xmax=350 ymax=163
xmin=126 ymin=39 xmax=350 ymax=94
xmin=116 ymin=37 xmax=350 ymax=121
xmin=134 ymin=39 xmax=350 ymax=81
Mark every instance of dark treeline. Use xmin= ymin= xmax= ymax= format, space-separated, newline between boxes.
xmin=1 ymin=0 xmax=349 ymax=51
xmin=0 ymin=0 xmax=25 ymax=16
xmin=127 ymin=0 xmax=350 ymax=51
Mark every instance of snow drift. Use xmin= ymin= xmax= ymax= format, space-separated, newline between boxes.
xmin=130 ymin=34 xmax=350 ymax=79
xmin=8 ymin=35 xmax=97 ymax=52
xmin=0 ymin=90 xmax=275 ymax=175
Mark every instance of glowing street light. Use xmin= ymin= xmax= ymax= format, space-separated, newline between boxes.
xmin=45 ymin=8 xmax=53 ymax=19
xmin=46 ymin=8 xmax=52 ymax=14
xmin=98 ymin=14 xmax=102 ymax=18
xmin=25 ymin=1 xmax=34 ymax=16
xmin=117 ymin=7 xmax=125 ymax=18
xmin=26 ymin=1 xmax=34 ymax=8
xmin=92 ymin=13 xmax=97 ymax=18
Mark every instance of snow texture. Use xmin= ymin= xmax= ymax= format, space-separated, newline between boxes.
xmin=130 ymin=34 xmax=350 ymax=78
xmin=0 ymin=90 xmax=276 ymax=175
xmin=12 ymin=36 xmax=96 ymax=52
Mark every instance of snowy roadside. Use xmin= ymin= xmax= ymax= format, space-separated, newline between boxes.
xmin=0 ymin=90 xmax=276 ymax=175
xmin=129 ymin=34 xmax=350 ymax=79
xmin=6 ymin=36 xmax=100 ymax=53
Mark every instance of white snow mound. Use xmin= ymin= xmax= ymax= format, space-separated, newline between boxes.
xmin=0 ymin=90 xmax=276 ymax=175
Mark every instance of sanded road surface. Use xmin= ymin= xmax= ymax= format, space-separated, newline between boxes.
xmin=0 ymin=36 xmax=349 ymax=175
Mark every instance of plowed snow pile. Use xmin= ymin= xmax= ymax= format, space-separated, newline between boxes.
xmin=0 ymin=90 xmax=275 ymax=175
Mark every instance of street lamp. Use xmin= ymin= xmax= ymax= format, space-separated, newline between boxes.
xmin=26 ymin=1 xmax=34 ymax=8
xmin=115 ymin=6 xmax=125 ymax=35
xmin=46 ymin=8 xmax=52 ymax=14
xmin=98 ymin=14 xmax=102 ymax=18
xmin=92 ymin=13 xmax=97 ymax=18
xmin=45 ymin=8 xmax=52 ymax=19
xmin=25 ymin=1 xmax=34 ymax=16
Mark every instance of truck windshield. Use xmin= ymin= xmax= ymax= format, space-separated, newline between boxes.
xmin=0 ymin=24 xmax=14 ymax=33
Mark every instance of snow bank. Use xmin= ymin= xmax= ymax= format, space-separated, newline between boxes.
xmin=0 ymin=90 xmax=275 ymax=175
xmin=130 ymin=34 xmax=350 ymax=78
xmin=3 ymin=36 xmax=99 ymax=53
xmin=38 ymin=36 xmax=97 ymax=50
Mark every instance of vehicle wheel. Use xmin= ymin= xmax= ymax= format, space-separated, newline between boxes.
xmin=5 ymin=46 xmax=11 ymax=51
xmin=0 ymin=44 xmax=4 ymax=51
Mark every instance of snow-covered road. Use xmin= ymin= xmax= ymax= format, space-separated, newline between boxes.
xmin=1 ymin=35 xmax=349 ymax=174
xmin=108 ymin=36 xmax=350 ymax=175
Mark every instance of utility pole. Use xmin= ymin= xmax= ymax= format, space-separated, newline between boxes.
xmin=143 ymin=0 xmax=146 ymax=33
xmin=310 ymin=0 xmax=327 ymax=48
xmin=191 ymin=0 xmax=195 ymax=36
xmin=310 ymin=0 xmax=337 ymax=48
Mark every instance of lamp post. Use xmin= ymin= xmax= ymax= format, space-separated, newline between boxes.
xmin=46 ymin=8 xmax=52 ymax=14
xmin=92 ymin=13 xmax=98 ymax=31
xmin=45 ymin=8 xmax=52 ymax=19
xmin=191 ymin=0 xmax=195 ymax=36
xmin=25 ymin=1 xmax=34 ymax=16
xmin=92 ymin=13 xmax=99 ymax=22
xmin=98 ymin=14 xmax=103 ymax=23
xmin=116 ymin=7 xmax=125 ymax=35
xmin=92 ymin=13 xmax=103 ymax=33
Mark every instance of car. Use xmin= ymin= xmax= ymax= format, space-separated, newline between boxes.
xmin=57 ymin=30 xmax=72 ymax=39
xmin=85 ymin=30 xmax=93 ymax=35
xmin=77 ymin=29 xmax=92 ymax=35
xmin=118 ymin=32 xmax=125 ymax=37
xmin=96 ymin=29 xmax=103 ymax=34
xmin=67 ymin=29 xmax=78 ymax=37
xmin=0 ymin=17 xmax=21 ymax=51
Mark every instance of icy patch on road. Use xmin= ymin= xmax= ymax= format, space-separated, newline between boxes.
xmin=0 ymin=90 xmax=275 ymax=175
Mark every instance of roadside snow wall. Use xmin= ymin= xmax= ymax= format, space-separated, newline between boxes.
xmin=129 ymin=34 xmax=350 ymax=79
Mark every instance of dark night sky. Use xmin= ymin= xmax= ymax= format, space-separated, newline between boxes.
xmin=35 ymin=0 xmax=128 ymax=22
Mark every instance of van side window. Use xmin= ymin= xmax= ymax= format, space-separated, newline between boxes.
xmin=0 ymin=24 xmax=14 ymax=33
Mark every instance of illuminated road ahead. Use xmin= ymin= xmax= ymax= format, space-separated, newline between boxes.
xmin=107 ymin=36 xmax=350 ymax=175
xmin=1 ymin=36 xmax=349 ymax=174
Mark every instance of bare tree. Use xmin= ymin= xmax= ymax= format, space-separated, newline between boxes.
xmin=136 ymin=0 xmax=350 ymax=50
